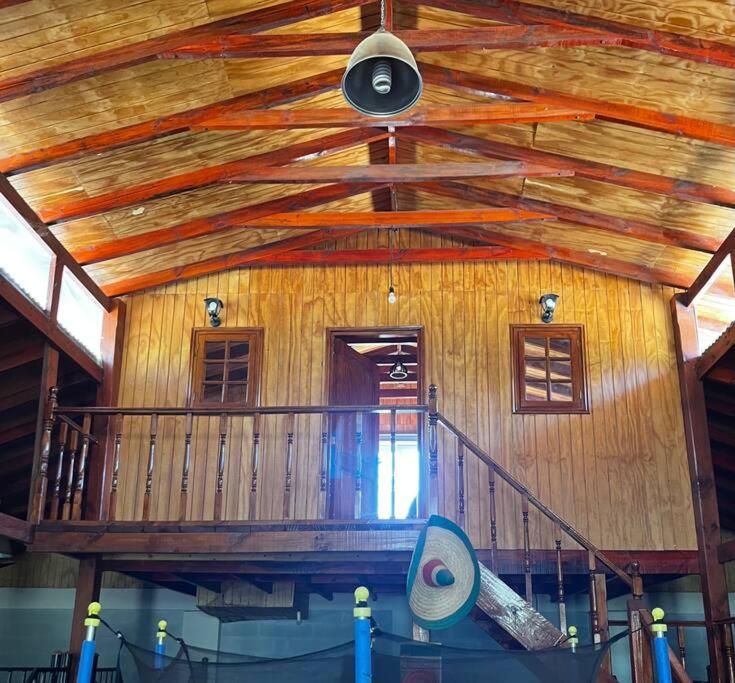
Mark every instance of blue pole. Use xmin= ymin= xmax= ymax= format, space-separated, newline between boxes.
xmin=75 ymin=602 xmax=101 ymax=683
xmin=651 ymin=608 xmax=672 ymax=683
xmin=154 ymin=620 xmax=167 ymax=670
xmin=354 ymin=587 xmax=372 ymax=683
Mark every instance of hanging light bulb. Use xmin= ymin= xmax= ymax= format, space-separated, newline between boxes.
xmin=389 ymin=344 xmax=409 ymax=380
xmin=388 ymin=286 xmax=397 ymax=305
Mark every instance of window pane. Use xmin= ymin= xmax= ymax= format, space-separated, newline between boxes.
xmin=524 ymin=359 xmax=547 ymax=382
xmin=525 ymin=382 xmax=548 ymax=401
xmin=202 ymin=383 xmax=223 ymax=403
xmin=524 ymin=337 xmax=546 ymax=357
xmin=57 ymin=268 xmax=104 ymax=361
xmin=229 ymin=342 xmax=250 ymax=360
xmin=549 ymin=337 xmax=571 ymax=358
xmin=227 ymin=362 xmax=248 ymax=382
xmin=205 ymin=341 xmax=226 ymax=361
xmin=204 ymin=362 xmax=224 ymax=382
xmin=0 ymin=193 xmax=54 ymax=309
xmin=226 ymin=383 xmax=247 ymax=403
xmin=550 ymin=383 xmax=573 ymax=401
xmin=549 ymin=360 xmax=572 ymax=381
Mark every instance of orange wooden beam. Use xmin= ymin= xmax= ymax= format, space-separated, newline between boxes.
xmin=196 ymin=103 xmax=594 ymax=130
xmin=419 ymin=62 xmax=735 ymax=148
xmin=40 ymin=128 xmax=388 ymax=224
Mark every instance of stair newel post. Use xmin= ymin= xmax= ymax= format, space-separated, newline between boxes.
xmin=31 ymin=386 xmax=58 ymax=524
xmin=213 ymin=413 xmax=228 ymax=521
xmin=62 ymin=430 xmax=79 ymax=521
xmin=390 ymin=409 xmax=397 ymax=519
xmin=249 ymin=413 xmax=262 ymax=520
xmin=282 ymin=412 xmax=295 ymax=519
xmin=71 ymin=413 xmax=93 ymax=520
xmin=109 ymin=414 xmax=123 ymax=522
xmin=354 ymin=411 xmax=364 ymax=520
xmin=142 ymin=413 xmax=157 ymax=521
xmin=50 ymin=422 xmax=69 ymax=521
xmin=319 ymin=413 xmax=329 ymax=519
xmin=554 ymin=524 xmax=567 ymax=634
xmin=521 ymin=493 xmax=532 ymax=603
xmin=588 ymin=550 xmax=601 ymax=644
xmin=427 ymin=384 xmax=439 ymax=516
xmin=178 ymin=412 xmax=193 ymax=521
xmin=488 ymin=465 xmax=498 ymax=572
xmin=627 ymin=561 xmax=652 ymax=683
xmin=456 ymin=439 xmax=465 ymax=530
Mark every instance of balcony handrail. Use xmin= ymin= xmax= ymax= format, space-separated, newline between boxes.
xmin=53 ymin=404 xmax=429 ymax=417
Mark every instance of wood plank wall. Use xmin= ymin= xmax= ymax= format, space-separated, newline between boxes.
xmin=111 ymin=241 xmax=695 ymax=551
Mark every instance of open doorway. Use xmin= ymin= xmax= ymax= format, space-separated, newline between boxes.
xmin=326 ymin=328 xmax=424 ymax=520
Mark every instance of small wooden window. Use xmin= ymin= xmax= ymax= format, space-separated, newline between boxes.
xmin=511 ymin=325 xmax=588 ymax=414
xmin=189 ymin=328 xmax=263 ymax=407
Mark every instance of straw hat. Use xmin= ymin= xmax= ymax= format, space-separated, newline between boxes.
xmin=406 ymin=515 xmax=480 ymax=630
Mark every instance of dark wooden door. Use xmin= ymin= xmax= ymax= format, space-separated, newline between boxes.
xmin=328 ymin=338 xmax=380 ymax=519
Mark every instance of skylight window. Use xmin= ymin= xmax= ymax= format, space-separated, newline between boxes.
xmin=0 ymin=192 xmax=54 ymax=309
xmin=57 ymin=267 xmax=104 ymax=361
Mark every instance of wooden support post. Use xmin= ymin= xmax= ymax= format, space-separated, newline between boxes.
xmin=213 ymin=413 xmax=227 ymax=521
xmin=30 ymin=381 xmax=58 ymax=524
xmin=71 ymin=414 xmax=92 ymax=521
xmin=178 ymin=412 xmax=193 ymax=521
xmin=354 ymin=411 xmax=364 ymax=520
xmin=49 ymin=423 xmax=68 ymax=521
xmin=108 ymin=414 xmax=123 ymax=521
xmin=594 ymin=571 xmax=611 ymax=674
xmin=69 ymin=556 xmax=102 ymax=666
xmin=627 ymin=600 xmax=653 ymax=683
xmin=723 ymin=624 xmax=735 ymax=683
xmin=671 ymin=294 xmax=731 ymax=679
xmin=282 ymin=412 xmax=295 ymax=519
xmin=554 ymin=524 xmax=566 ymax=634
xmin=588 ymin=551 xmax=600 ymax=644
xmin=427 ymin=385 xmax=439 ymax=516
xmin=249 ymin=413 xmax=261 ymax=520
xmin=142 ymin=414 xmax=157 ymax=521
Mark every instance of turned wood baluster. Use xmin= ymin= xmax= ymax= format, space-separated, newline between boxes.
xmin=390 ymin=409 xmax=397 ymax=519
xmin=71 ymin=414 xmax=92 ymax=521
xmin=555 ymin=524 xmax=567 ymax=633
xmin=457 ymin=440 xmax=465 ymax=529
xmin=213 ymin=413 xmax=228 ymax=521
xmin=354 ymin=411 xmax=364 ymax=520
xmin=249 ymin=413 xmax=261 ymax=520
xmin=62 ymin=430 xmax=78 ymax=521
xmin=108 ymin=414 xmax=123 ymax=522
xmin=142 ymin=414 xmax=158 ymax=520
xmin=178 ymin=412 xmax=193 ymax=521
xmin=522 ymin=493 xmax=532 ymax=602
xmin=319 ymin=414 xmax=329 ymax=518
xmin=427 ymin=385 xmax=439 ymax=516
xmin=488 ymin=465 xmax=498 ymax=572
xmin=677 ymin=625 xmax=686 ymax=670
xmin=283 ymin=412 xmax=295 ymax=519
xmin=31 ymin=387 xmax=58 ymax=524
xmin=723 ymin=624 xmax=735 ymax=683
xmin=588 ymin=550 xmax=601 ymax=644
xmin=49 ymin=423 xmax=68 ymax=521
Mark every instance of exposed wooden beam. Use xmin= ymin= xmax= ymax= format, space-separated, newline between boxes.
xmin=401 ymin=126 xmax=735 ymax=222
xmin=72 ymin=183 xmax=382 ymax=265
xmin=162 ymin=25 xmax=627 ymax=58
xmin=40 ymin=128 xmax=389 ymax=224
xmin=0 ymin=0 xmax=373 ymax=104
xmin=419 ymin=62 xmax=735 ymax=148
xmin=0 ymin=511 xmax=32 ymax=544
xmin=411 ymin=180 xmax=719 ymax=254
xmin=0 ymin=341 xmax=44 ymax=373
xmin=225 ymin=162 xmax=574 ymax=184
xmin=0 ymin=421 xmax=36 ymax=446
xmin=414 ymin=0 xmax=735 ymax=71
xmin=698 ymin=323 xmax=735 ymax=379
xmin=196 ymin=103 xmax=594 ymax=130
xmin=680 ymin=228 xmax=735 ymax=306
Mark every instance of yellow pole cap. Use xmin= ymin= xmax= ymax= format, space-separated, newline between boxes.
xmin=158 ymin=620 xmax=168 ymax=631
xmin=354 ymin=586 xmax=371 ymax=618
xmin=88 ymin=602 xmax=102 ymax=616
xmin=651 ymin=607 xmax=667 ymax=633
xmin=354 ymin=586 xmax=370 ymax=604
xmin=568 ymin=626 xmax=577 ymax=637
xmin=651 ymin=608 xmax=665 ymax=622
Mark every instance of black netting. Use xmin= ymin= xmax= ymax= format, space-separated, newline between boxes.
xmin=123 ymin=630 xmax=625 ymax=683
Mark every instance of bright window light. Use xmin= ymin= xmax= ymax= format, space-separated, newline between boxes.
xmin=378 ymin=436 xmax=420 ymax=519
xmin=0 ymin=193 xmax=54 ymax=309
xmin=57 ymin=267 xmax=104 ymax=361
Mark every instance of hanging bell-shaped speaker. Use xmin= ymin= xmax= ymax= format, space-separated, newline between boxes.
xmin=342 ymin=28 xmax=422 ymax=117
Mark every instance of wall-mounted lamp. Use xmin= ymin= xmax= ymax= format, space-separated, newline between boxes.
xmin=539 ymin=293 xmax=559 ymax=323
xmin=204 ymin=297 xmax=223 ymax=327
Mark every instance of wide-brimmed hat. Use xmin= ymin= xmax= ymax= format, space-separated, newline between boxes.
xmin=407 ymin=515 xmax=480 ymax=630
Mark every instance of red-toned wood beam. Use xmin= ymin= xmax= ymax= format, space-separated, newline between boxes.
xmin=225 ymin=161 xmax=574 ymax=184
xmin=0 ymin=512 xmax=32 ymax=544
xmin=680 ymin=228 xmax=735 ymax=306
xmin=196 ymin=103 xmax=594 ymax=130
xmin=0 ymin=0 xmax=34 ymax=7
xmin=40 ymin=128 xmax=389 ymax=224
xmin=414 ymin=0 xmax=735 ymax=71
xmin=162 ymin=25 xmax=626 ymax=58
xmin=0 ymin=341 xmax=44 ymax=373
xmin=0 ymin=0 xmax=373 ymax=104
xmin=419 ymin=62 xmax=735 ymax=148
xmin=71 ymin=183 xmax=383 ymax=265
xmin=0 ymin=421 xmax=36 ymax=446
xmin=1 ymin=69 xmax=344 ymax=175
xmin=411 ymin=180 xmax=719 ymax=254
xmin=102 ymin=228 xmax=368 ymax=296
xmin=400 ymin=126 xmax=735 ymax=217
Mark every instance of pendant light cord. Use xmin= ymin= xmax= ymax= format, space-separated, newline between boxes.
xmin=380 ymin=0 xmax=386 ymax=30
xmin=388 ymin=228 xmax=394 ymax=290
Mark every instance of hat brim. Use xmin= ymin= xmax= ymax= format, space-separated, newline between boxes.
xmin=407 ymin=515 xmax=480 ymax=630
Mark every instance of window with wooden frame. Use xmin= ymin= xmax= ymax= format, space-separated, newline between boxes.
xmin=510 ymin=325 xmax=588 ymax=414
xmin=189 ymin=328 xmax=263 ymax=407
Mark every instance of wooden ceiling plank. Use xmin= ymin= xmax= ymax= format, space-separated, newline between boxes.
xmin=413 ymin=0 xmax=735 ymax=71
xmin=40 ymin=128 xmax=389 ymax=224
xmin=410 ymin=180 xmax=720 ymax=254
xmin=419 ymin=63 xmax=735 ymax=148
xmin=162 ymin=25 xmax=627 ymax=58
xmin=680 ymin=229 xmax=735 ymax=306
xmin=0 ymin=0 xmax=373 ymax=104
xmin=71 ymin=183 xmax=384 ymax=265
xmin=400 ymin=127 xmax=735 ymax=217
xmin=195 ymin=103 xmax=594 ymax=129
xmin=1 ymin=69 xmax=345 ymax=176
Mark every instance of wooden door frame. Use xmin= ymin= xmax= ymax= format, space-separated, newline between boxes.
xmin=324 ymin=326 xmax=427 ymax=518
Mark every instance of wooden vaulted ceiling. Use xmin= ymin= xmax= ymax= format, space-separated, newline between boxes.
xmin=2 ymin=0 xmax=735 ymax=307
